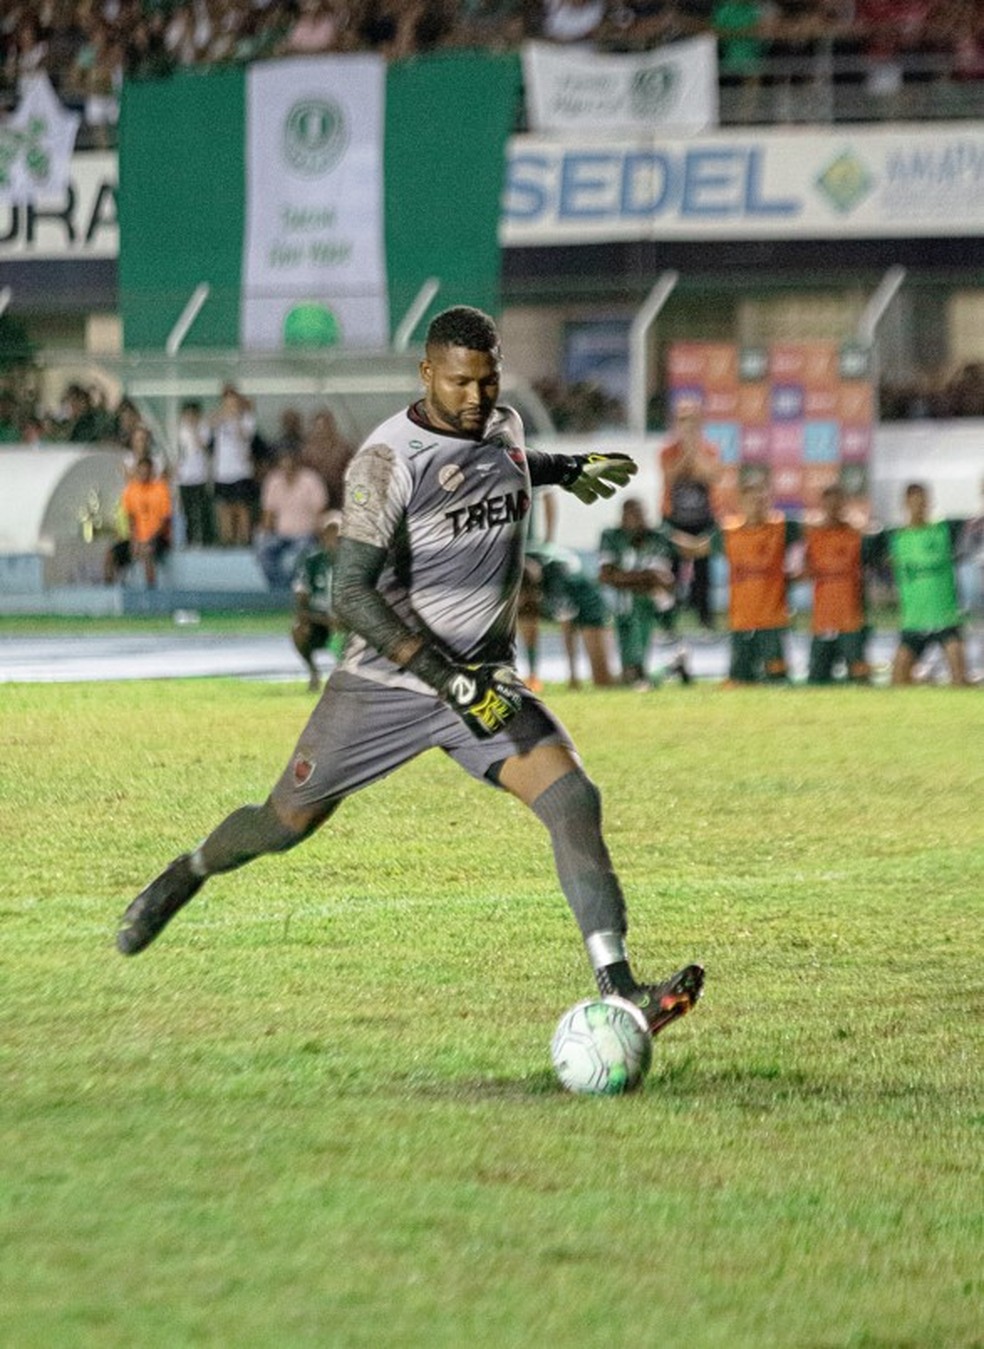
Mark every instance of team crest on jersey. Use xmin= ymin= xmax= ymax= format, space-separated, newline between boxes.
xmin=438 ymin=463 xmax=464 ymax=493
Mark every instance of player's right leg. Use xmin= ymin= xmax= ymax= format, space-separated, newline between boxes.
xmin=493 ymin=735 xmax=704 ymax=1037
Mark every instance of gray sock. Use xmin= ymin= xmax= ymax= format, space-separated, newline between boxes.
xmin=529 ymin=769 xmax=628 ymax=941
xmin=192 ymin=799 xmax=320 ymax=877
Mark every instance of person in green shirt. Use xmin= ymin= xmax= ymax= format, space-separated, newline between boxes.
xmin=291 ymin=511 xmax=345 ymax=692
xmin=886 ymin=482 xmax=969 ymax=686
xmin=598 ymin=497 xmax=689 ymax=687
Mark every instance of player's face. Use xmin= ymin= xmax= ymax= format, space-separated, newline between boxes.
xmin=420 ymin=344 xmax=501 ymax=437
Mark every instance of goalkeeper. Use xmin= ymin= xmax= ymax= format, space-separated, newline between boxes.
xmin=116 ymin=306 xmax=703 ymax=1038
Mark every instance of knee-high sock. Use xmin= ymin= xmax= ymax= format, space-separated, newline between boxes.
xmin=529 ymin=769 xmax=628 ymax=944
xmin=191 ymin=799 xmax=327 ymax=877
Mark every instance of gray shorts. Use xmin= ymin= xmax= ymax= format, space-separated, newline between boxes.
xmin=271 ymin=670 xmax=576 ymax=812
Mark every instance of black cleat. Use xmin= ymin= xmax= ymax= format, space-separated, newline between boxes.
xmin=629 ymin=964 xmax=704 ymax=1036
xmin=116 ymin=855 xmax=203 ymax=955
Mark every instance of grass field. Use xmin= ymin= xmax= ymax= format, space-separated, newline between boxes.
xmin=1 ymin=677 xmax=982 ymax=1347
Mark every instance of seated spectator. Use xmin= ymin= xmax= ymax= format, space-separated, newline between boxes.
xmin=541 ymin=0 xmax=608 ymax=42
xmin=62 ymin=383 xmax=105 ymax=442
xmin=278 ymin=0 xmax=349 ymax=54
xmin=853 ymin=0 xmax=933 ymax=96
xmin=255 ymin=443 xmax=328 ymax=590
xmin=106 ymin=456 xmax=172 ymax=589
xmin=0 ymin=391 xmax=20 ymax=443
xmin=451 ymin=0 xmax=533 ymax=50
xmin=713 ymin=0 xmax=774 ymax=84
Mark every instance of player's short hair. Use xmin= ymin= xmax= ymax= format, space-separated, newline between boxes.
xmin=904 ymin=481 xmax=927 ymax=498
xmin=425 ymin=306 xmax=500 ymax=357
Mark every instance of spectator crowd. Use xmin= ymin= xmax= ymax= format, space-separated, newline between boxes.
xmin=2 ymin=0 xmax=984 ymax=146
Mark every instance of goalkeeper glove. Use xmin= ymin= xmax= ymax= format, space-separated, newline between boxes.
xmin=559 ymin=453 xmax=638 ymax=504
xmin=407 ymin=646 xmax=524 ymax=739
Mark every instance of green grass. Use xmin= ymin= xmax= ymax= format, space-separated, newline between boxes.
xmin=1 ymin=679 xmax=982 ymax=1347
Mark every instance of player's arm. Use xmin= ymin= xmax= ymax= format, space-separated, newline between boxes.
xmin=332 ymin=537 xmax=521 ymax=738
xmin=526 ymin=447 xmax=637 ymax=503
xmin=669 ymin=526 xmax=712 ymax=558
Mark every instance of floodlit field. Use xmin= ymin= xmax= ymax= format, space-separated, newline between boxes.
xmin=1 ymin=678 xmax=981 ymax=1347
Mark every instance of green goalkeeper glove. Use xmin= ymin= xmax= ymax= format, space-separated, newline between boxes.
xmin=559 ymin=453 xmax=638 ymax=504
xmin=407 ymin=646 xmax=524 ymax=739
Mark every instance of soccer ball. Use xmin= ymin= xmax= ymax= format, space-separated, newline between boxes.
xmin=550 ymin=996 xmax=653 ymax=1096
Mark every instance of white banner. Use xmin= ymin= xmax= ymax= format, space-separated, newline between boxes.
xmin=502 ymin=123 xmax=984 ymax=245
xmin=522 ymin=36 xmax=718 ymax=135
xmin=0 ymin=74 xmax=80 ymax=207
xmin=242 ymin=56 xmax=388 ymax=351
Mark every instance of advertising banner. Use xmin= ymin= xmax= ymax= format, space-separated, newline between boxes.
xmin=668 ymin=340 xmax=874 ymax=516
xmin=502 ymin=123 xmax=984 ymax=245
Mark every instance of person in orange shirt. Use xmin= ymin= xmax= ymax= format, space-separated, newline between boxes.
xmin=659 ymin=397 xmax=722 ymax=629
xmin=119 ymin=455 xmax=172 ymax=588
xmin=686 ymin=474 xmax=801 ymax=684
xmin=802 ymin=483 xmax=876 ymax=684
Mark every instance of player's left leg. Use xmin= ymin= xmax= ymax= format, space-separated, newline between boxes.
xmin=940 ymin=630 xmax=969 ymax=686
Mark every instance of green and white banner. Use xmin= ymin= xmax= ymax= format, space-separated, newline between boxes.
xmin=242 ymin=56 xmax=387 ymax=349
xmin=522 ymin=36 xmax=718 ymax=135
xmin=118 ymin=53 xmax=519 ymax=352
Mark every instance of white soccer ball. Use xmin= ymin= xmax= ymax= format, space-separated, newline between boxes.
xmin=550 ymin=996 xmax=653 ymax=1096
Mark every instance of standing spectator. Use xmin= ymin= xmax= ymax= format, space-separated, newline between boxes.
xmin=598 ymin=497 xmax=683 ymax=687
xmin=883 ymin=482 xmax=969 ymax=686
xmin=107 ymin=456 xmax=172 ymax=589
xmin=801 ymin=482 xmax=876 ymax=684
xmin=175 ymin=399 xmax=214 ymax=547
xmin=256 ymin=443 xmax=328 ymax=590
xmin=210 ymin=384 xmax=256 ymax=547
xmin=302 ymin=406 xmax=354 ymax=509
xmin=659 ymin=397 xmax=722 ymax=630
xmin=692 ymin=474 xmax=801 ymax=685
xmin=291 ymin=510 xmax=345 ymax=692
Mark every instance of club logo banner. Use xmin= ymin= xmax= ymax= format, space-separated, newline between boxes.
xmin=522 ymin=36 xmax=718 ymax=135
xmin=242 ymin=55 xmax=388 ymax=351
xmin=0 ymin=73 xmax=80 ymax=207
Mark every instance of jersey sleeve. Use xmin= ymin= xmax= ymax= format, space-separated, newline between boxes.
xmin=341 ymin=441 xmax=412 ymax=548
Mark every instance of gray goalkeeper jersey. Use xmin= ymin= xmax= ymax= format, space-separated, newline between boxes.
xmin=338 ymin=403 xmax=532 ymax=692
